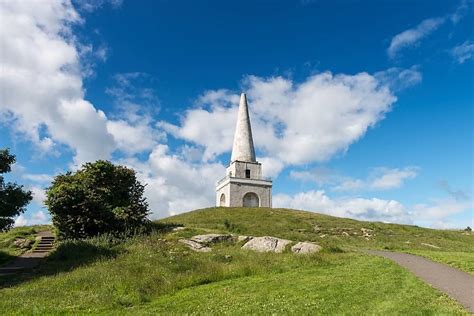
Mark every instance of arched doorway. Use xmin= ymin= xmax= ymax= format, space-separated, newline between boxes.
xmin=243 ymin=192 xmax=259 ymax=207
xmin=220 ymin=193 xmax=226 ymax=206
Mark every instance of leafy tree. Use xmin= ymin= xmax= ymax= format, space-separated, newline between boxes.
xmin=0 ymin=149 xmax=33 ymax=231
xmin=45 ymin=160 xmax=150 ymax=239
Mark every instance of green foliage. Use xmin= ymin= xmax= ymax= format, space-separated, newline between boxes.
xmin=45 ymin=160 xmax=150 ymax=239
xmin=0 ymin=148 xmax=32 ymax=232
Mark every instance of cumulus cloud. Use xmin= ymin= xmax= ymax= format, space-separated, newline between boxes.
xmin=30 ymin=186 xmax=47 ymax=205
xmin=105 ymin=72 xmax=165 ymax=155
xmin=274 ymin=190 xmax=472 ymax=228
xmin=118 ymin=145 xmax=226 ymax=218
xmin=451 ymin=41 xmax=474 ymax=64
xmin=368 ymin=167 xmax=418 ymax=190
xmin=290 ymin=166 xmax=418 ymax=191
xmin=0 ymin=0 xmax=116 ymax=165
xmin=164 ymin=72 xmax=398 ymax=170
xmin=22 ymin=173 xmax=53 ymax=184
xmin=412 ymin=198 xmax=472 ymax=228
xmin=388 ymin=17 xmax=446 ymax=58
xmin=274 ymin=190 xmax=410 ymax=223
xmin=14 ymin=211 xmax=50 ymax=227
xmin=14 ymin=215 xmax=28 ymax=227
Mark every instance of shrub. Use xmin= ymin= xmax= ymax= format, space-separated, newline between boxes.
xmin=45 ymin=160 xmax=150 ymax=239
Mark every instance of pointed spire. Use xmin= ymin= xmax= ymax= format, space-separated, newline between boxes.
xmin=231 ymin=93 xmax=256 ymax=163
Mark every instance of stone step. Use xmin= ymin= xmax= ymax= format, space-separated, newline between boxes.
xmin=0 ymin=267 xmax=25 ymax=273
xmin=32 ymin=250 xmax=50 ymax=253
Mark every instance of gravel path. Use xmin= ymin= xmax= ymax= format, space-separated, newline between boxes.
xmin=369 ymin=250 xmax=474 ymax=313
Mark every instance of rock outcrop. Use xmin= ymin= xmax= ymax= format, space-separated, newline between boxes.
xmin=241 ymin=236 xmax=291 ymax=253
xmin=180 ymin=234 xmax=323 ymax=255
xmin=190 ymin=234 xmax=234 ymax=244
xmin=179 ymin=239 xmax=211 ymax=252
xmin=291 ymin=241 xmax=322 ymax=254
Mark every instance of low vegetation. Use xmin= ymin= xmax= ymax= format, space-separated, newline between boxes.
xmin=163 ymin=207 xmax=474 ymax=251
xmin=0 ymin=225 xmax=50 ymax=265
xmin=0 ymin=207 xmax=472 ymax=314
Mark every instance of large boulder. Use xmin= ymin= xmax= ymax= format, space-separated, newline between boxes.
xmin=190 ymin=234 xmax=234 ymax=244
xmin=291 ymin=241 xmax=322 ymax=254
xmin=237 ymin=235 xmax=253 ymax=243
xmin=241 ymin=236 xmax=291 ymax=253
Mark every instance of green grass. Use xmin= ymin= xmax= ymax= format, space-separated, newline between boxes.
xmin=161 ymin=207 xmax=474 ymax=252
xmin=147 ymin=255 xmax=465 ymax=315
xmin=0 ymin=225 xmax=51 ymax=265
xmin=0 ymin=207 xmax=472 ymax=314
xmin=0 ymin=230 xmax=468 ymax=314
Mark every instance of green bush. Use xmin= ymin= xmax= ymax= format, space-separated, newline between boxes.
xmin=45 ymin=160 xmax=150 ymax=239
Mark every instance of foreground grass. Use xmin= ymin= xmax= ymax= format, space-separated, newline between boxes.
xmin=0 ymin=225 xmax=51 ymax=265
xmin=161 ymin=207 xmax=474 ymax=252
xmin=0 ymin=227 xmax=468 ymax=314
xmin=147 ymin=255 xmax=465 ymax=315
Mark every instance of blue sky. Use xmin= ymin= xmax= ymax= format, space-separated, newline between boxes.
xmin=0 ymin=0 xmax=472 ymax=228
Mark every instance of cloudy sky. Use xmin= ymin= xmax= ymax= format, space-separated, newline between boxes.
xmin=1 ymin=0 xmax=472 ymax=229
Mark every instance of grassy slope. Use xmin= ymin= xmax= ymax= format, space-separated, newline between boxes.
xmin=0 ymin=225 xmax=51 ymax=265
xmin=0 ymin=208 xmax=471 ymax=314
xmin=162 ymin=207 xmax=474 ymax=273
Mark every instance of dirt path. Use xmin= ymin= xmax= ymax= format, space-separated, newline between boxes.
xmin=0 ymin=231 xmax=55 ymax=276
xmin=369 ymin=250 xmax=474 ymax=313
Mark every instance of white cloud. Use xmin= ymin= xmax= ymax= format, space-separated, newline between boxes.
xmin=30 ymin=186 xmax=47 ymax=205
xmin=118 ymin=145 xmax=226 ymax=218
xmin=274 ymin=190 xmax=472 ymax=228
xmin=369 ymin=167 xmax=418 ymax=190
xmin=22 ymin=173 xmax=53 ymax=183
xmin=159 ymin=90 xmax=239 ymax=161
xmin=375 ymin=66 xmax=422 ymax=91
xmin=388 ymin=17 xmax=445 ymax=58
xmin=0 ymin=0 xmax=116 ymax=165
xmin=291 ymin=166 xmax=418 ymax=191
xmin=258 ymin=157 xmax=285 ymax=179
xmin=14 ymin=215 xmax=28 ymax=227
xmin=413 ymin=199 xmax=471 ymax=221
xmin=14 ymin=211 xmax=50 ymax=227
xmin=164 ymin=72 xmax=398 ymax=171
xmin=387 ymin=1 xmax=471 ymax=59
xmin=451 ymin=41 xmax=474 ymax=64
xmin=274 ymin=190 xmax=411 ymax=224
xmin=106 ymin=119 xmax=163 ymax=154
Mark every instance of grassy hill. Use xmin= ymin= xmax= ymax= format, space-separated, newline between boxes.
xmin=0 ymin=207 xmax=472 ymax=314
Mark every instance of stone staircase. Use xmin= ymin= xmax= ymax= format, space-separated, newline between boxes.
xmin=32 ymin=235 xmax=55 ymax=254
xmin=0 ymin=231 xmax=56 ymax=276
